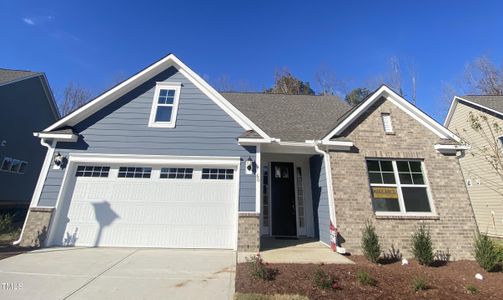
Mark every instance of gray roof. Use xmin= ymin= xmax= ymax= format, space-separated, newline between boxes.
xmin=222 ymin=92 xmax=351 ymax=142
xmin=0 ymin=68 xmax=39 ymax=86
xmin=460 ymin=95 xmax=503 ymax=114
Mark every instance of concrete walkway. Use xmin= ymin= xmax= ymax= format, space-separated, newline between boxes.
xmin=239 ymin=238 xmax=354 ymax=264
xmin=0 ymin=247 xmax=235 ymax=300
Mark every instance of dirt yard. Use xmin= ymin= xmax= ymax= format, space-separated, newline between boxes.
xmin=236 ymin=256 xmax=502 ymax=299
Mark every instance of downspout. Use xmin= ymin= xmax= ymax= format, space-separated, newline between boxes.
xmin=313 ymin=142 xmax=337 ymax=236
xmin=13 ymin=139 xmax=55 ymax=245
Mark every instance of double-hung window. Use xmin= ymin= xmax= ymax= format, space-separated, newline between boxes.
xmin=148 ymin=82 xmax=181 ymax=128
xmin=366 ymin=159 xmax=434 ymax=216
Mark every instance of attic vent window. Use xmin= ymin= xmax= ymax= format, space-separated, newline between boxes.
xmin=382 ymin=113 xmax=394 ymax=134
xmin=148 ymin=82 xmax=181 ymax=128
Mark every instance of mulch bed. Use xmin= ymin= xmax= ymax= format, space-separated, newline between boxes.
xmin=235 ymin=256 xmax=502 ymax=299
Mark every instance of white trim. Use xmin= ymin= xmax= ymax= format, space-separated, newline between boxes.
xmin=322 ymin=85 xmax=461 ymax=143
xmin=43 ymin=54 xmax=270 ymax=141
xmin=444 ymin=96 xmax=503 ymax=127
xmin=255 ymin=145 xmax=261 ymax=213
xmin=148 ymin=82 xmax=181 ymax=128
xmin=367 ymin=159 xmax=438 ymax=217
xmin=238 ymin=138 xmax=271 ymax=145
xmin=434 ymin=144 xmax=471 ymax=154
xmin=13 ymin=139 xmax=55 ymax=245
xmin=68 ymin=153 xmax=241 ymax=166
xmin=33 ymin=132 xmax=78 ymax=142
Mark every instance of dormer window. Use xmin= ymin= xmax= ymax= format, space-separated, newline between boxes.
xmin=148 ymin=82 xmax=181 ymax=128
xmin=382 ymin=113 xmax=394 ymax=134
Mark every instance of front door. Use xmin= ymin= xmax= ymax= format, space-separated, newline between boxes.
xmin=271 ymin=162 xmax=297 ymax=236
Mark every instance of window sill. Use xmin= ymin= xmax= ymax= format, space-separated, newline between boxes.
xmin=374 ymin=214 xmax=439 ymax=220
xmin=385 ymin=132 xmax=396 ymax=135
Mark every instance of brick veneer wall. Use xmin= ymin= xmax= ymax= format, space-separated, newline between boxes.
xmin=19 ymin=207 xmax=54 ymax=247
xmin=330 ymin=97 xmax=477 ymax=260
xmin=238 ymin=212 xmax=260 ymax=252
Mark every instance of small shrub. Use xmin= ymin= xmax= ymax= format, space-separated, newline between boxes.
xmin=356 ymin=270 xmax=377 ymax=286
xmin=0 ymin=214 xmax=14 ymax=234
xmin=246 ymin=254 xmax=278 ymax=281
xmin=412 ymin=277 xmax=428 ymax=292
xmin=361 ymin=220 xmax=381 ymax=263
xmin=474 ymin=233 xmax=500 ymax=271
xmin=380 ymin=244 xmax=402 ymax=264
xmin=465 ymin=284 xmax=479 ymax=295
xmin=411 ymin=224 xmax=434 ymax=266
xmin=313 ymin=265 xmax=336 ymax=290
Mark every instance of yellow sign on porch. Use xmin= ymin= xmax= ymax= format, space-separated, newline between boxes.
xmin=372 ymin=187 xmax=398 ymax=199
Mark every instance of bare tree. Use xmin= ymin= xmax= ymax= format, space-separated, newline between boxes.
xmin=465 ymin=56 xmax=503 ymax=95
xmin=314 ymin=65 xmax=345 ymax=96
xmin=59 ymin=82 xmax=93 ymax=116
xmin=388 ymin=56 xmax=403 ymax=95
xmin=461 ymin=112 xmax=503 ymax=198
xmin=409 ymin=63 xmax=417 ymax=105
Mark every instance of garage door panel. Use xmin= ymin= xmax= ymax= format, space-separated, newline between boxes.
xmin=54 ymin=164 xmax=238 ymax=249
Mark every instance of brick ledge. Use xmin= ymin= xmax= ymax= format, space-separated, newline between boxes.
xmin=375 ymin=215 xmax=440 ymax=220
xmin=29 ymin=207 xmax=55 ymax=213
xmin=238 ymin=212 xmax=260 ymax=217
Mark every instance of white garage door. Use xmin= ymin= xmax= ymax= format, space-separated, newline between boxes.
xmin=53 ymin=164 xmax=238 ymax=249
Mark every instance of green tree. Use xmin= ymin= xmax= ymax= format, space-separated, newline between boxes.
xmin=265 ymin=68 xmax=315 ymax=95
xmin=345 ymin=88 xmax=370 ymax=106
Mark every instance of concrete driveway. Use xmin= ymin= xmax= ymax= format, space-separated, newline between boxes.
xmin=0 ymin=247 xmax=236 ymax=300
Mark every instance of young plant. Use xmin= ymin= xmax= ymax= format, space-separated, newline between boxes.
xmin=0 ymin=213 xmax=14 ymax=234
xmin=465 ymin=284 xmax=479 ymax=295
xmin=356 ymin=270 xmax=377 ymax=286
xmin=313 ymin=265 xmax=336 ymax=290
xmin=411 ymin=224 xmax=434 ymax=266
xmin=412 ymin=277 xmax=428 ymax=292
xmin=361 ymin=220 xmax=381 ymax=263
xmin=473 ymin=233 xmax=500 ymax=271
xmin=246 ymin=254 xmax=277 ymax=281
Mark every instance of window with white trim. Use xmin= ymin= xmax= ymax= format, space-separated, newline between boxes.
xmin=76 ymin=166 xmax=110 ymax=177
xmin=201 ymin=168 xmax=234 ymax=180
xmin=366 ymin=159 xmax=433 ymax=214
xmin=1 ymin=157 xmax=28 ymax=174
xmin=160 ymin=168 xmax=193 ymax=179
xmin=148 ymin=83 xmax=181 ymax=128
xmin=382 ymin=113 xmax=394 ymax=133
xmin=118 ymin=167 xmax=152 ymax=178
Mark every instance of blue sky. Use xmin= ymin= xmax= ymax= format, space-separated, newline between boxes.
xmin=1 ymin=0 xmax=502 ymax=120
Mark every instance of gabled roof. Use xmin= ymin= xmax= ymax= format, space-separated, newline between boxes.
xmin=321 ymin=85 xmax=461 ymax=143
xmin=43 ymin=54 xmax=270 ymax=140
xmin=223 ymin=92 xmax=350 ymax=142
xmin=444 ymin=95 xmax=503 ymax=127
xmin=0 ymin=68 xmax=40 ymax=86
xmin=0 ymin=68 xmax=60 ymax=120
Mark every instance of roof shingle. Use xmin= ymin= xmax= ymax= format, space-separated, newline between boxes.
xmin=461 ymin=95 xmax=503 ymax=114
xmin=0 ymin=68 xmax=39 ymax=86
xmin=222 ymin=92 xmax=351 ymax=142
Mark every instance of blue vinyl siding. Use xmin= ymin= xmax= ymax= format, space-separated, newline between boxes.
xmin=310 ymin=155 xmax=331 ymax=245
xmin=0 ymin=76 xmax=58 ymax=205
xmin=38 ymin=66 xmax=256 ymax=210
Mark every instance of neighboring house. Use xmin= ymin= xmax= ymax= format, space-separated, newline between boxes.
xmin=0 ymin=69 xmax=59 ymax=208
xmin=445 ymin=95 xmax=503 ymax=238
xmin=17 ymin=54 xmax=476 ymax=259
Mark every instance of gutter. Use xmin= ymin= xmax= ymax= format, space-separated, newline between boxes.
xmin=313 ymin=141 xmax=346 ymax=254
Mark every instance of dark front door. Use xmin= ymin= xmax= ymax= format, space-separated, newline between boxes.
xmin=271 ymin=162 xmax=297 ymax=236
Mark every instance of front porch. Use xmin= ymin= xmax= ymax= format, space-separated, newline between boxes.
xmin=259 ymin=152 xmax=331 ymax=245
xmin=238 ymin=237 xmax=353 ymax=264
